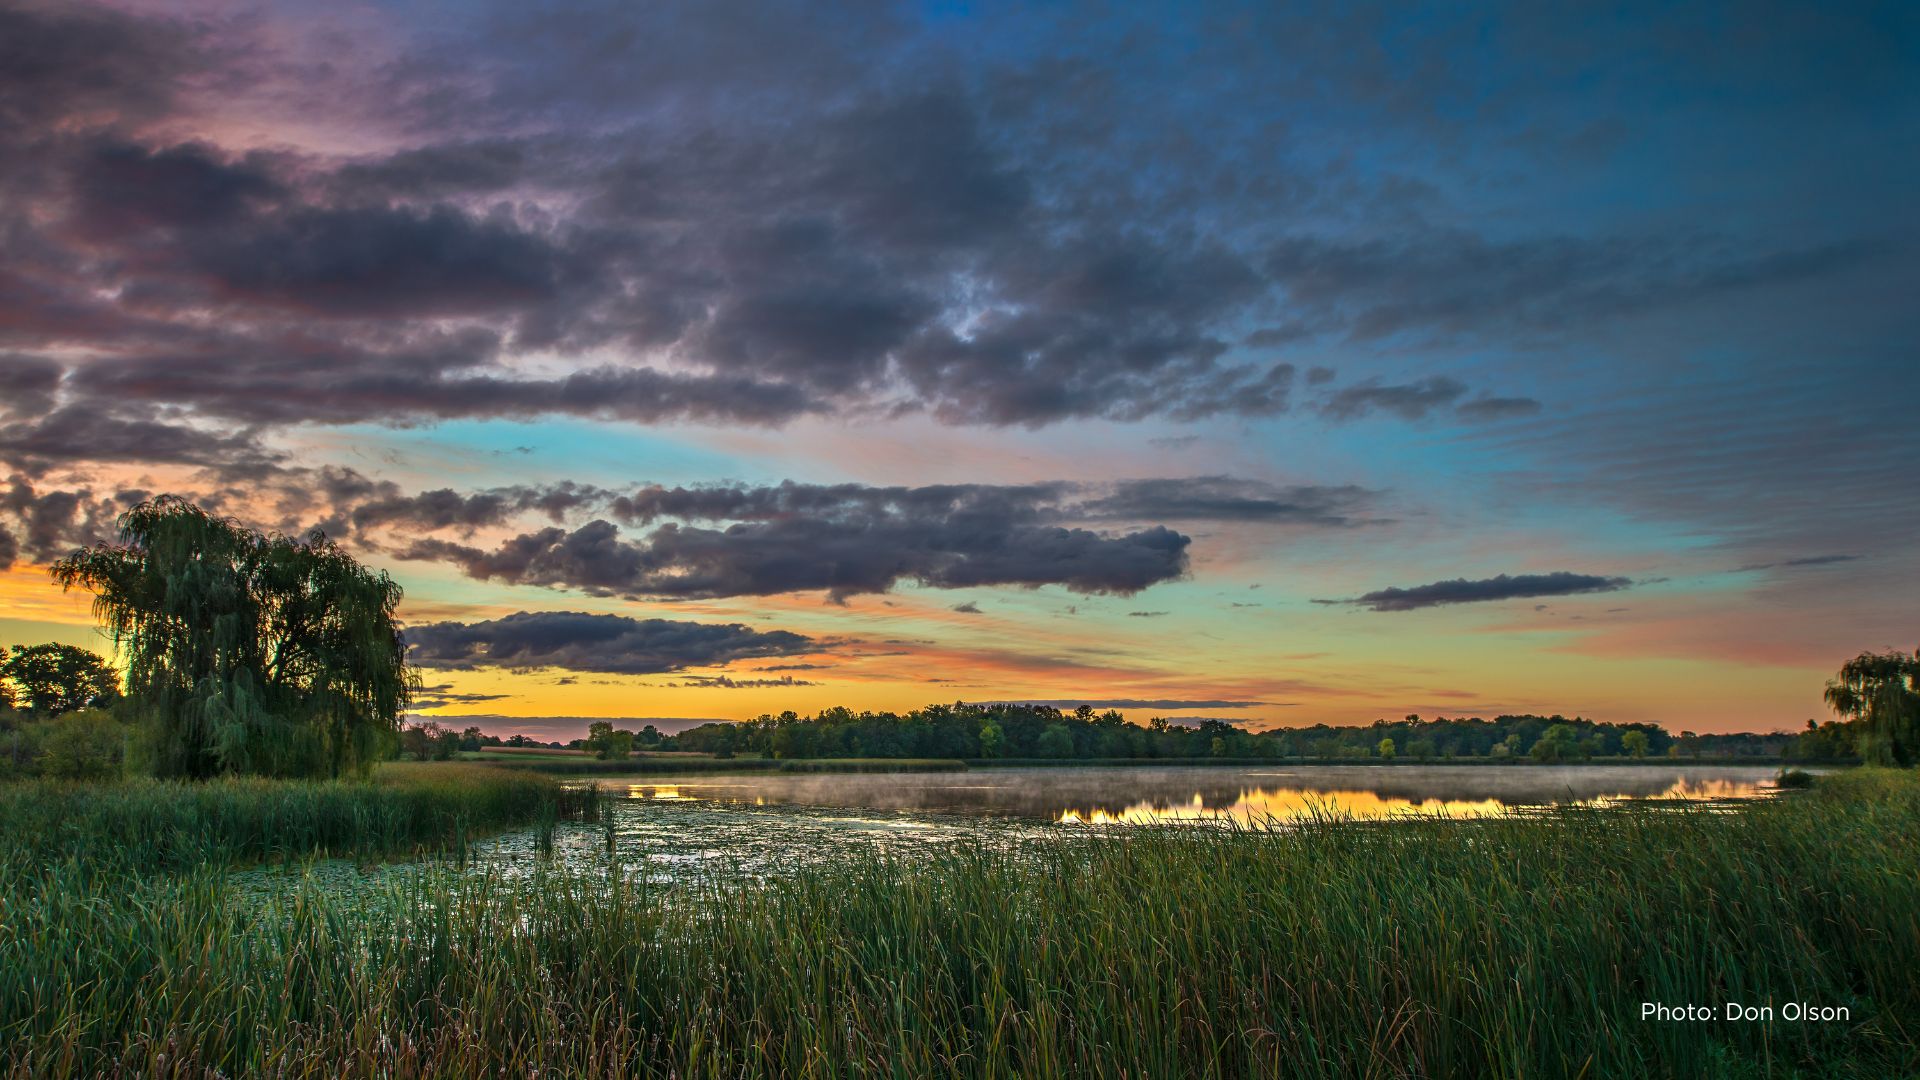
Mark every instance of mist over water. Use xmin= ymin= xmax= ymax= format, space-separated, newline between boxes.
xmin=598 ymin=764 xmax=1788 ymax=826
xmin=240 ymin=764 xmax=1796 ymax=896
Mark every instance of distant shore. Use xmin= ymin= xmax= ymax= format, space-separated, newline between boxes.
xmin=475 ymin=753 xmax=1847 ymax=776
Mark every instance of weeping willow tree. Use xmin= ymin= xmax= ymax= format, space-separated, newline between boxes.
xmin=50 ymin=497 xmax=415 ymax=779
xmin=1824 ymin=647 xmax=1920 ymax=767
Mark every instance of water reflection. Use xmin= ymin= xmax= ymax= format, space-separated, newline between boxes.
xmin=231 ymin=765 xmax=1799 ymax=900
xmin=610 ymin=764 xmax=1787 ymax=826
xmin=1056 ymin=789 xmax=1511 ymax=825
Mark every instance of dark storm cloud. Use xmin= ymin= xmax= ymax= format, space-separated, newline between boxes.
xmin=612 ymin=478 xmax=1382 ymax=529
xmin=1321 ymin=572 xmax=1634 ymax=612
xmin=0 ymin=403 xmax=278 ymax=473
xmin=402 ymin=517 xmax=1190 ymax=601
xmin=0 ymin=356 xmax=61 ymax=418
xmin=179 ymin=205 xmax=575 ymax=319
xmin=0 ymin=0 xmax=1911 ymax=574
xmin=0 ymin=0 xmax=1562 ymax=437
xmin=314 ymin=468 xmax=611 ymax=536
xmin=391 ymin=476 xmax=1394 ymax=601
xmin=0 ymin=477 xmax=133 ymax=565
xmin=611 ymin=480 xmax=1061 ymax=527
xmin=405 ymin=610 xmax=817 ymax=675
xmin=67 ymin=139 xmax=281 ymax=235
xmin=64 ymin=343 xmax=821 ymax=428
xmin=0 ymin=2 xmax=199 ymax=135
xmin=411 ymin=683 xmax=511 ymax=709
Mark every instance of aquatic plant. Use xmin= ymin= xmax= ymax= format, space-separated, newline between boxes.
xmin=0 ymin=770 xmax=1913 ymax=1077
xmin=0 ymin=762 xmax=594 ymax=873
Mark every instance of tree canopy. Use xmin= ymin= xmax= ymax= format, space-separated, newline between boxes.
xmin=661 ymin=703 xmax=1784 ymax=762
xmin=1 ymin=643 xmax=121 ymax=717
xmin=1825 ymin=647 xmax=1919 ymax=767
xmin=50 ymin=497 xmax=415 ymax=779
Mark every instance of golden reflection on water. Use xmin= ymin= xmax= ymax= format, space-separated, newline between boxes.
xmin=629 ymin=785 xmax=688 ymax=801
xmin=1587 ymin=778 xmax=1765 ymax=807
xmin=1055 ymin=776 xmax=1771 ymax=826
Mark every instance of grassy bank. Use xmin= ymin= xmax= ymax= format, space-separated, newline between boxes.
xmin=0 ymin=762 xmax=596 ymax=873
xmin=2 ymin=770 xmax=1915 ymax=1076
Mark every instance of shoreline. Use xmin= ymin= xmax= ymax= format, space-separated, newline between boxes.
xmin=482 ymin=755 xmax=1846 ymax=777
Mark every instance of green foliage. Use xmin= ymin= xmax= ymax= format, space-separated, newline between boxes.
xmin=0 ymin=705 xmax=137 ymax=780
xmin=1796 ymin=717 xmax=1857 ymax=761
xmin=50 ymin=497 xmax=417 ymax=779
xmin=1825 ymin=647 xmax=1920 ymax=766
xmin=1776 ymin=767 xmax=1816 ymax=789
xmin=34 ymin=708 xmax=127 ymax=781
xmin=667 ymin=704 xmax=1783 ymax=763
xmin=1 ymin=771 xmax=1915 ymax=1076
xmin=1376 ymin=736 xmax=1395 ymax=760
xmin=1529 ymin=723 xmax=1585 ymax=763
xmin=0 ymin=643 xmax=120 ymax=716
xmin=1620 ymin=729 xmax=1649 ymax=757
xmin=586 ymin=720 xmax=635 ymax=760
xmin=400 ymin=721 xmax=463 ymax=760
xmin=1035 ymin=723 xmax=1074 ymax=758
xmin=977 ymin=719 xmax=1003 ymax=758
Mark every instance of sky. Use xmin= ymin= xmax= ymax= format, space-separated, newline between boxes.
xmin=1 ymin=0 xmax=1915 ymax=738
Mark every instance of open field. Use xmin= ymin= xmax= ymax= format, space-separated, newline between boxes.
xmin=1 ymin=769 xmax=1914 ymax=1077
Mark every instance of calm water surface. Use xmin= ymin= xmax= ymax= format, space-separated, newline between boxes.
xmin=246 ymin=764 xmax=1799 ymax=894
xmin=598 ymin=763 xmax=1788 ymax=825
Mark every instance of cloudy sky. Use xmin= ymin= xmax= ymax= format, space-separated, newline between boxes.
xmin=2 ymin=0 xmax=1915 ymax=736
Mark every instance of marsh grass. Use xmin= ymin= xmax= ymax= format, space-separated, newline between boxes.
xmin=0 ymin=762 xmax=595 ymax=873
xmin=1 ymin=771 xmax=1915 ymax=1077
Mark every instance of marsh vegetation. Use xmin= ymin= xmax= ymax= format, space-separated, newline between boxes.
xmin=2 ymin=770 xmax=1915 ymax=1077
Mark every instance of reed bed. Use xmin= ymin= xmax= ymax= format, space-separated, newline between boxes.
xmin=0 ymin=762 xmax=597 ymax=873
xmin=0 ymin=771 xmax=1915 ymax=1077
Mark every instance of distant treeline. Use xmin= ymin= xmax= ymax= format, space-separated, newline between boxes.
xmin=394 ymin=703 xmax=1853 ymax=765
xmin=640 ymin=703 xmax=1832 ymax=763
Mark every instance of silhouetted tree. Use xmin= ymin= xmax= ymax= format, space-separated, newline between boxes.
xmin=1 ymin=643 xmax=120 ymax=716
xmin=50 ymin=497 xmax=415 ymax=779
xmin=1825 ymin=647 xmax=1919 ymax=766
xmin=587 ymin=720 xmax=634 ymax=760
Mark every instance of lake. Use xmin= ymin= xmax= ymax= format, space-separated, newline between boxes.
xmin=241 ymin=763 xmax=1798 ymax=896
xmin=420 ymin=763 xmax=1791 ymax=882
xmin=596 ymin=763 xmax=1789 ymax=825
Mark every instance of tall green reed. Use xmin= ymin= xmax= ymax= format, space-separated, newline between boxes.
xmin=0 ymin=769 xmax=1914 ymax=1077
xmin=0 ymin=762 xmax=595 ymax=873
